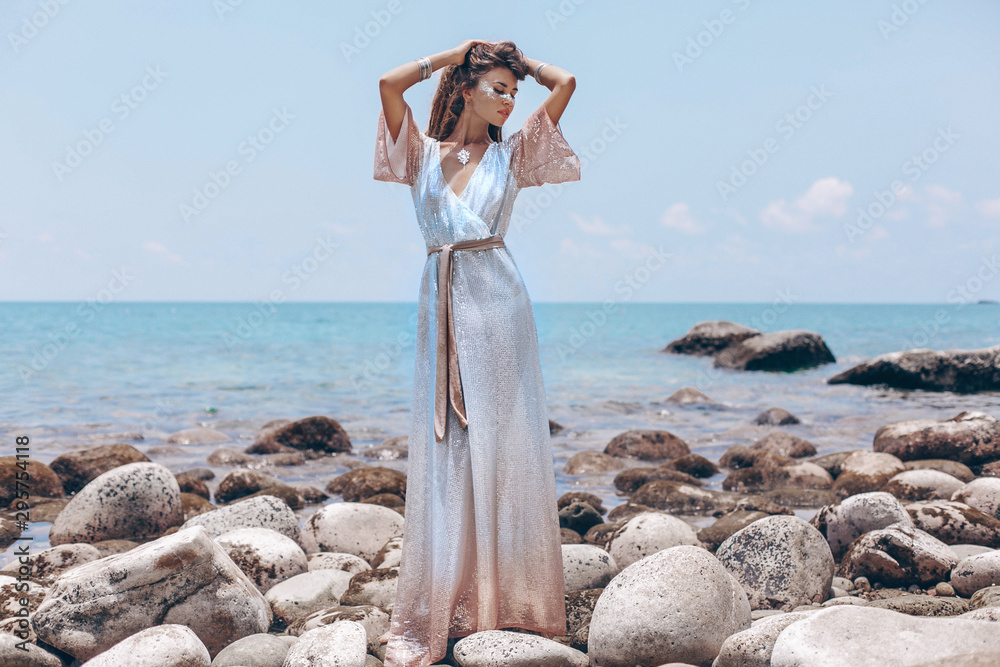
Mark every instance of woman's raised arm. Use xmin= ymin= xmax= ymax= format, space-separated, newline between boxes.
xmin=521 ymin=57 xmax=576 ymax=127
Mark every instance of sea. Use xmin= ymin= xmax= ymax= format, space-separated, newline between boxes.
xmin=3 ymin=301 xmax=1000 ymax=557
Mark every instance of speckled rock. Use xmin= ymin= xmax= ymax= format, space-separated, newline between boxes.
xmin=712 ymin=610 xmax=811 ymax=667
xmin=561 ymin=543 xmax=618 ymax=591
xmin=615 ymin=467 xmax=703 ymax=493
xmin=604 ymin=429 xmax=691 ymax=461
xmin=606 ymin=511 xmax=700 ymax=569
xmin=630 ymin=480 xmax=736 ymax=514
xmin=0 ymin=542 xmax=101 ymax=585
xmin=907 ymin=500 xmax=1000 ymax=547
xmin=953 ymin=478 xmax=1000 ymax=519
xmin=83 ymin=624 xmax=211 ymax=666
xmin=698 ymin=511 xmax=770 ymax=552
xmin=371 ymin=535 xmax=402 ymax=569
xmin=904 ymin=459 xmax=976 ymax=483
xmin=883 ymin=470 xmax=965 ymax=501
xmin=836 ymin=523 xmax=957 ymax=586
xmin=558 ymin=501 xmax=604 ymax=536
xmin=338 ymin=566 xmax=399 ymax=610
xmin=723 ymin=462 xmax=833 ymax=493
xmin=810 ymin=492 xmax=914 ymax=559
xmin=181 ymin=494 xmax=301 ymax=544
xmin=265 ymin=569 xmax=355 ymax=628
xmin=663 ymin=320 xmax=760 ymax=356
xmin=452 ymin=629 xmax=589 ymax=666
xmin=49 ymin=443 xmax=150 ymax=495
xmin=167 ymin=427 xmax=232 ymax=445
xmin=663 ymin=453 xmax=720 ymax=478
xmin=716 ymin=515 xmax=833 ymax=611
xmin=48 ymin=462 xmax=183 ymax=545
xmin=215 ymin=527 xmax=308 ymax=593
xmin=832 ymin=451 xmax=905 ymax=498
xmin=32 ymin=525 xmax=269 ymax=661
xmin=950 ymin=550 xmax=1000 ymax=596
xmin=769 ymin=605 xmax=1000 ymax=666
xmin=750 ymin=432 xmax=816 ymax=458
xmin=0 ymin=633 xmax=63 ymax=667
xmin=866 ymin=595 xmax=970 ymax=616
xmin=588 ymin=545 xmax=751 ymax=667
xmin=300 ymin=502 xmax=404 ymax=560
xmin=209 ymin=632 xmax=291 ymax=666
xmin=872 ymin=410 xmax=1000 ymax=465
xmin=0 ymin=575 xmax=47 ymax=622
xmin=326 ymin=467 xmax=407 ymax=502
xmin=307 ymin=552 xmax=372 ymax=575
xmin=564 ymin=450 xmax=629 ymax=475
xmin=286 ymin=605 xmax=391 ymax=652
xmin=282 ymin=621 xmax=367 ymax=666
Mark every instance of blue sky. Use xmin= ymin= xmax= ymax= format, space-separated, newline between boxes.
xmin=1 ymin=0 xmax=998 ymax=303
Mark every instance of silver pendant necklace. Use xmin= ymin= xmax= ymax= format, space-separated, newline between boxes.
xmin=456 ymin=148 xmax=471 ymax=166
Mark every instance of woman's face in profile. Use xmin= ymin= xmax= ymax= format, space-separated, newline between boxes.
xmin=465 ymin=67 xmax=517 ymax=128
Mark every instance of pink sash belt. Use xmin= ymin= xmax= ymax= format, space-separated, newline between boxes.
xmin=426 ymin=236 xmax=506 ymax=442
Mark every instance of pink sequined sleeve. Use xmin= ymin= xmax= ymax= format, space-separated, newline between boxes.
xmin=374 ymin=101 xmax=424 ymax=186
xmin=510 ymin=104 xmax=582 ymax=189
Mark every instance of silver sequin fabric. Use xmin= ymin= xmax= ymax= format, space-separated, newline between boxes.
xmin=374 ymin=99 xmax=581 ymax=667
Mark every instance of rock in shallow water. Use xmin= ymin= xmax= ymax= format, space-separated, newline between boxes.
xmin=452 ymin=629 xmax=589 ymax=666
xmin=48 ymin=461 xmax=182 ymax=545
xmin=32 ymin=525 xmax=270 ymax=661
xmin=712 ymin=330 xmax=835 ymax=372
xmin=716 ymin=515 xmax=833 ymax=611
xmin=827 ymin=346 xmax=1000 ymax=394
xmin=768 ymin=605 xmax=1000 ymax=666
xmin=588 ymin=544 xmax=751 ymax=667
xmin=82 ymin=624 xmax=210 ymax=666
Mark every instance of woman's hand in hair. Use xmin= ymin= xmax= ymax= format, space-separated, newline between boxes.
xmin=449 ymin=40 xmax=493 ymax=66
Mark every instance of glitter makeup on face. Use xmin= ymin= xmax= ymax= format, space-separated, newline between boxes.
xmin=479 ymin=79 xmax=515 ymax=103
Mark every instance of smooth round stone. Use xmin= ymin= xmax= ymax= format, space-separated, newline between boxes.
xmin=588 ymin=545 xmax=751 ymax=667
xmin=716 ymin=515 xmax=834 ymax=611
xmin=0 ymin=633 xmax=63 ymax=666
xmin=769 ymin=605 xmax=1000 ymax=666
xmin=951 ymin=544 xmax=995 ymax=561
xmin=209 ymin=632 xmax=291 ymax=666
xmin=713 ymin=611 xmax=811 ymax=667
xmin=265 ymin=569 xmax=355 ymax=627
xmin=300 ymin=502 xmax=404 ymax=561
xmin=936 ymin=582 xmax=956 ymax=596
xmin=883 ymin=469 xmax=965 ymax=501
xmin=282 ymin=621 xmax=367 ymax=667
xmin=452 ymin=629 xmax=588 ymax=666
xmin=606 ymin=511 xmax=700 ymax=570
xmin=561 ymin=544 xmax=618 ymax=591
xmin=83 ymin=624 xmax=210 ymax=666
xmin=338 ymin=566 xmax=399 ymax=610
xmin=951 ymin=550 xmax=1000 ymax=597
xmin=48 ymin=462 xmax=183 ymax=545
xmin=810 ymin=492 xmax=913 ymax=559
xmin=215 ymin=527 xmax=308 ymax=593
xmin=953 ymin=478 xmax=1000 ymax=518
xmin=307 ymin=552 xmax=372 ymax=574
xmin=831 ymin=451 xmax=905 ymax=497
xmin=181 ymin=494 xmax=301 ymax=544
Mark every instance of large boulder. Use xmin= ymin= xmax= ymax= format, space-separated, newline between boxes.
xmin=713 ymin=330 xmax=836 ymax=372
xmin=810 ymin=491 xmax=913 ymax=559
xmin=769 ymin=605 xmax=1000 ymax=666
xmin=605 ymin=511 xmax=700 ymax=569
xmin=248 ymin=415 xmax=352 ymax=455
xmin=836 ymin=523 xmax=957 ymax=586
xmin=662 ymin=320 xmax=761 ymax=356
xmin=827 ymin=345 xmax=1000 ymax=393
xmin=49 ymin=443 xmax=150 ymax=495
xmin=300 ymin=502 xmax=404 ymax=560
xmin=716 ymin=515 xmax=833 ymax=611
xmin=48 ymin=462 xmax=182 ymax=545
xmin=32 ymin=525 xmax=270 ymax=661
xmin=873 ymin=411 xmax=1000 ymax=465
xmin=588 ymin=545 xmax=751 ymax=667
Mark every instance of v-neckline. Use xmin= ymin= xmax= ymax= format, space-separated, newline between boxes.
xmin=435 ymin=140 xmax=494 ymax=200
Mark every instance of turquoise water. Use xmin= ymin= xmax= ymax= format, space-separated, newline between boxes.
xmin=2 ymin=302 xmax=999 ymax=553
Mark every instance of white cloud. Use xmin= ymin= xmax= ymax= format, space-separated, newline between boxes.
xmin=924 ymin=184 xmax=963 ymax=227
xmin=976 ymin=197 xmax=1000 ymax=218
xmin=760 ymin=177 xmax=854 ymax=232
xmin=142 ymin=240 xmax=185 ymax=264
xmin=572 ymin=213 xmax=631 ymax=236
xmin=661 ymin=202 xmax=706 ymax=234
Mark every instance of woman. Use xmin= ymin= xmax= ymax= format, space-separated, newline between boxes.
xmin=374 ymin=39 xmax=581 ymax=667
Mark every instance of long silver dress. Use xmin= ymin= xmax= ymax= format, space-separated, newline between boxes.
xmin=373 ymin=99 xmax=581 ymax=667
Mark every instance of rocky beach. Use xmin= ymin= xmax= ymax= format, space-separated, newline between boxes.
xmin=3 ymin=318 xmax=1000 ymax=666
